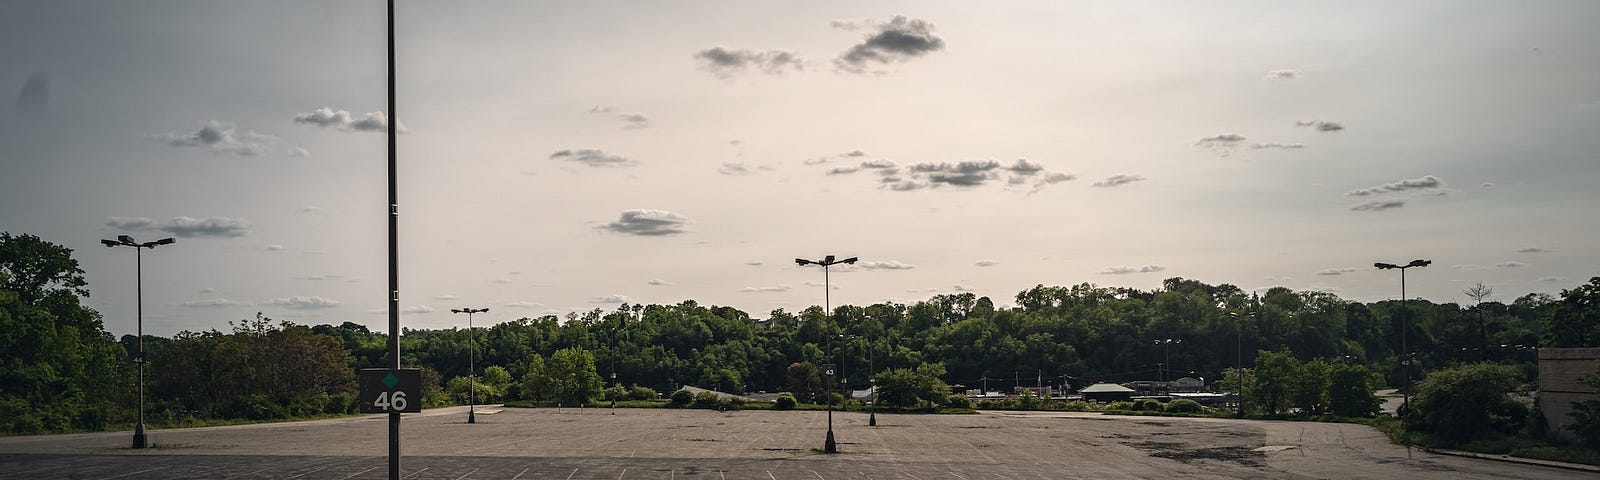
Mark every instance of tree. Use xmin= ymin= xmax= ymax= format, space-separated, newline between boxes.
xmin=874 ymin=363 xmax=951 ymax=408
xmin=1405 ymin=362 xmax=1529 ymax=445
xmin=1327 ymin=363 xmax=1382 ymax=417
xmin=1567 ymin=361 xmax=1600 ymax=446
xmin=1251 ymin=349 xmax=1299 ymax=415
xmin=1546 ymin=277 xmax=1600 ymax=348
xmin=1464 ymin=282 xmax=1493 ymax=361
xmin=0 ymin=232 xmax=90 ymax=305
xmin=786 ymin=362 xmax=825 ymax=403
xmin=518 ymin=348 xmax=603 ymax=405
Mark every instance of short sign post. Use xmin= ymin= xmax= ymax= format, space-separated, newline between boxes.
xmin=361 ymin=369 xmax=422 ymax=414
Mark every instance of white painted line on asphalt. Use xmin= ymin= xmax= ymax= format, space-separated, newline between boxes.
xmin=338 ymin=466 xmax=379 ymax=480
xmin=219 ymin=466 xmax=271 ymax=479
xmin=402 ymin=467 xmax=430 ymax=479
xmin=814 ymin=470 xmax=826 ymax=480
xmin=101 ymin=465 xmax=170 ymax=479
xmin=719 ymin=470 xmax=727 ymax=480
xmin=902 ymin=474 xmax=923 ymax=480
xmin=564 ymin=467 xmax=579 ymax=480
xmin=0 ymin=463 xmax=67 ymax=478
xmin=949 ymin=471 xmax=967 ymax=480
xmin=510 ymin=467 xmax=530 ymax=480
xmin=990 ymin=474 xmax=1014 ymax=480
xmin=619 ymin=467 xmax=627 ymax=479
xmin=767 ymin=470 xmax=778 ymax=480
xmin=284 ymin=466 xmax=329 ymax=479
xmin=454 ymin=467 xmax=480 ymax=479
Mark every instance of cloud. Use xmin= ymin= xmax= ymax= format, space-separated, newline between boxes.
xmin=601 ymin=209 xmax=690 ymax=236
xmin=435 ymin=294 xmax=461 ymax=300
xmin=173 ymin=298 xmax=241 ymax=308
xmin=15 ymin=70 xmax=49 ymax=118
xmin=1496 ymin=262 xmax=1527 ymax=268
xmin=1346 ymin=176 xmax=1444 ymax=196
xmin=827 ymin=166 xmax=862 ymax=175
xmin=834 ymin=16 xmax=947 ymax=73
xmin=1538 ymin=276 xmax=1566 ymax=283
xmin=1100 ymin=265 xmax=1166 ymax=275
xmin=616 ymin=112 xmax=651 ymax=129
xmin=1452 ymin=264 xmax=1488 ymax=271
xmin=296 ymin=206 xmax=323 ymax=214
xmin=1481 ymin=182 xmax=1495 ymax=188
xmin=261 ymin=296 xmax=341 ymax=309
xmin=266 ymin=244 xmax=286 ymax=251
xmin=1249 ymin=143 xmax=1305 ymax=150
xmin=293 ymin=107 xmax=405 ymax=133
xmin=1265 ymin=69 xmax=1300 ymax=80
xmin=199 ymin=287 xmax=217 ymax=294
xmin=952 ymin=285 xmax=973 ymax=292
xmin=105 ymin=216 xmax=252 ymax=238
xmin=1093 ymin=174 xmax=1146 ymax=187
xmin=1350 ymin=199 xmax=1405 ymax=211
xmin=911 ymin=160 xmax=1001 ymax=187
xmin=1004 ymin=159 xmax=1045 ymax=175
xmin=861 ymin=159 xmax=896 ymax=169
xmin=401 ymin=305 xmax=434 ymax=314
xmin=504 ymin=301 xmax=543 ymax=309
xmin=694 ymin=46 xmax=805 ymax=77
xmin=976 ymin=261 xmax=999 ymax=267
xmin=550 ymin=149 xmax=635 ymax=167
xmin=855 ymin=260 xmax=915 ymax=270
xmin=1316 ymin=267 xmax=1358 ymax=276
xmin=741 ymin=285 xmax=791 ymax=293
xmin=717 ymin=162 xmax=774 ymax=176
xmin=745 ymin=261 xmax=764 ymax=266
xmin=286 ymin=146 xmax=311 ymax=157
xmin=590 ymin=294 xmax=632 ymax=304
xmin=152 ymin=121 xmax=274 ymax=156
xmin=1516 ymin=247 xmax=1552 ymax=253
xmin=1296 ymin=120 xmax=1344 ymax=132
xmin=1195 ymin=133 xmax=1248 ymax=156
xmin=647 ymin=279 xmax=673 ymax=286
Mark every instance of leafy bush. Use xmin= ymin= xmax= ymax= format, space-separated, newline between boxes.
xmin=946 ymin=394 xmax=972 ymax=409
xmin=669 ymin=389 xmax=693 ymax=406
xmin=1135 ymin=399 xmax=1165 ymax=412
xmin=1405 ymin=362 xmax=1529 ymax=445
xmin=626 ymin=385 xmax=658 ymax=401
xmin=1165 ymin=399 xmax=1204 ymax=414
xmin=1060 ymin=400 xmax=1094 ymax=412
xmin=1568 ymin=362 xmax=1600 ymax=446
xmin=775 ymin=393 xmax=798 ymax=410
xmin=693 ymin=391 xmax=722 ymax=408
xmin=1104 ymin=401 xmax=1135 ymax=411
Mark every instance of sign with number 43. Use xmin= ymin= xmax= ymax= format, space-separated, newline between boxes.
xmin=359 ymin=368 xmax=422 ymax=413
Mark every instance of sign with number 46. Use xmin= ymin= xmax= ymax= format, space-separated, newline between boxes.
xmin=359 ymin=368 xmax=422 ymax=413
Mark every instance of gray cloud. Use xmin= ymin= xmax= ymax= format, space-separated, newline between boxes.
xmin=694 ymin=46 xmax=805 ymax=77
xmin=745 ymin=261 xmax=764 ymax=266
xmin=1346 ymin=176 xmax=1444 ymax=196
xmin=16 ymin=70 xmax=49 ymax=118
xmin=1250 ymin=143 xmax=1305 ymax=150
xmin=855 ymin=260 xmax=915 ymax=270
xmin=1350 ymin=199 xmax=1406 ymax=211
xmin=589 ymin=108 xmax=652 ymax=129
xmin=718 ymin=162 xmax=774 ymax=176
xmin=1101 ymin=265 xmax=1166 ymax=275
xmin=1265 ymin=69 xmax=1300 ymax=80
xmin=435 ymin=294 xmax=460 ymax=300
xmin=827 ymin=166 xmax=861 ymax=175
xmin=976 ymin=261 xmax=999 ymax=267
xmin=913 ymin=160 xmax=1001 ymax=187
xmin=401 ymin=305 xmax=434 ymax=314
xmin=1453 ymin=264 xmax=1488 ymax=271
xmin=1004 ymin=159 xmax=1045 ymax=175
xmin=261 ymin=296 xmax=341 ymax=309
xmin=601 ymin=209 xmax=690 ymax=236
xmin=1093 ymin=174 xmax=1145 ymax=187
xmin=173 ymin=298 xmax=241 ymax=308
xmin=1538 ymin=276 xmax=1566 ymax=283
xmin=153 ymin=121 xmax=274 ymax=156
xmin=1296 ymin=120 xmax=1344 ymax=132
xmin=835 ymin=16 xmax=946 ymax=73
xmin=105 ymin=216 xmax=252 ymax=238
xmin=503 ymin=301 xmax=543 ymax=309
xmin=861 ymin=159 xmax=896 ymax=169
xmin=741 ymin=285 xmax=791 ymax=293
xmin=1195 ymin=133 xmax=1249 ymax=156
xmin=1316 ymin=267 xmax=1358 ymax=276
xmin=647 ymin=279 xmax=673 ymax=286
xmin=286 ymin=146 xmax=311 ymax=157
xmin=1496 ymin=261 xmax=1527 ymax=268
xmin=1516 ymin=247 xmax=1552 ymax=253
xmin=590 ymin=294 xmax=632 ymax=304
xmin=551 ymin=149 xmax=635 ymax=167
xmin=293 ymin=107 xmax=405 ymax=133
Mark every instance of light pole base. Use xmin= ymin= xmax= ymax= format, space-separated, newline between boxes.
xmin=132 ymin=424 xmax=148 ymax=449
xmin=468 ymin=411 xmax=476 ymax=424
xmin=869 ymin=412 xmax=877 ymax=426
xmin=824 ymin=430 xmax=837 ymax=454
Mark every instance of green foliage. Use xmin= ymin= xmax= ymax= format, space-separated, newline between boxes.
xmin=945 ymin=394 xmax=972 ymax=409
xmin=151 ymin=314 xmax=356 ymax=421
xmin=785 ymin=362 xmax=825 ymax=403
xmin=1405 ymin=362 xmax=1529 ymax=445
xmin=875 ymin=363 xmax=951 ymax=408
xmin=1327 ymin=363 xmax=1382 ymax=417
xmin=1060 ymin=400 xmax=1094 ymax=412
xmin=775 ymin=393 xmax=797 ymax=410
xmin=1251 ymin=349 xmax=1299 ymax=415
xmin=1104 ymin=401 xmax=1135 ymax=411
xmin=1546 ymin=277 xmax=1600 ymax=347
xmin=517 ymin=348 xmax=603 ymax=405
xmin=1166 ymin=399 xmax=1204 ymax=414
xmin=1135 ymin=399 xmax=1164 ymax=412
xmin=692 ymin=391 xmax=721 ymax=408
xmin=1568 ymin=361 xmax=1600 ymax=446
xmin=626 ymin=384 xmax=658 ymax=400
xmin=669 ymin=389 xmax=692 ymax=406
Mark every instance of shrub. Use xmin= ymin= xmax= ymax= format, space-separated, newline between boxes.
xmin=1166 ymin=399 xmax=1204 ymax=414
xmin=626 ymin=385 xmax=658 ymax=401
xmin=775 ymin=393 xmax=798 ymax=410
xmin=1405 ymin=362 xmax=1529 ymax=446
xmin=669 ymin=389 xmax=693 ymax=406
xmin=1061 ymin=400 xmax=1094 ymax=412
xmin=1135 ymin=399 xmax=1165 ymax=412
xmin=604 ymin=385 xmax=627 ymax=401
xmin=946 ymin=394 xmax=972 ymax=409
xmin=1104 ymin=401 xmax=1135 ymax=411
xmin=693 ymin=391 xmax=722 ymax=408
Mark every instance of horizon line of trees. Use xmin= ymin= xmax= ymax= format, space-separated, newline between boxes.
xmin=6 ymin=231 xmax=1599 ymax=434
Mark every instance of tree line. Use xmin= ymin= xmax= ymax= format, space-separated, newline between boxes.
xmin=4 ymin=231 xmax=1598 ymax=434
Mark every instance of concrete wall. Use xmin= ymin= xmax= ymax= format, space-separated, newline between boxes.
xmin=1537 ymin=348 xmax=1600 ymax=441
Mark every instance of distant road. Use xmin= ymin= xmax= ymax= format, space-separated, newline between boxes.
xmin=0 ymin=406 xmax=1588 ymax=479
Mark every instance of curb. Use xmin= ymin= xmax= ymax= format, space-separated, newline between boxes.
xmin=1425 ymin=447 xmax=1600 ymax=474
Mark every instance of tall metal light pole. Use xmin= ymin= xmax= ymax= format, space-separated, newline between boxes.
xmin=385 ymin=1 xmax=403 ymax=477
xmin=1155 ymin=339 xmax=1180 ymax=383
xmin=102 ymin=235 xmax=174 ymax=449
xmin=796 ymin=254 xmax=856 ymax=454
xmin=1375 ymin=259 xmax=1430 ymax=416
xmin=868 ymin=328 xmax=876 ymax=427
xmin=451 ymin=308 xmax=487 ymax=424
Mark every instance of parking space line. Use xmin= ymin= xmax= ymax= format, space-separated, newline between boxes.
xmin=814 ymin=470 xmax=826 ymax=480
xmin=0 ymin=463 xmax=68 ymax=478
xmin=454 ymin=467 xmax=480 ymax=479
xmin=402 ymin=466 xmax=430 ymax=479
xmin=949 ymin=472 xmax=967 ymax=480
xmin=102 ymin=465 xmax=171 ymax=479
xmin=902 ymin=474 xmax=923 ymax=480
xmin=338 ymin=466 xmax=379 ymax=479
xmin=284 ymin=466 xmax=330 ymax=479
xmin=719 ymin=470 xmax=726 ymax=480
xmin=219 ymin=466 xmax=272 ymax=479
xmin=510 ymin=467 xmax=530 ymax=480
xmin=619 ymin=467 xmax=627 ymax=479
xmin=767 ymin=470 xmax=778 ymax=480
xmin=564 ymin=467 xmax=579 ymax=480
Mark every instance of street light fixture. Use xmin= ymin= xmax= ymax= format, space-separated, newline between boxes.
xmin=102 ymin=235 xmax=175 ymax=449
xmin=1375 ymin=259 xmax=1430 ymax=416
xmin=795 ymin=254 xmax=856 ymax=454
xmin=1228 ymin=296 xmax=1257 ymax=418
xmin=451 ymin=307 xmax=488 ymax=424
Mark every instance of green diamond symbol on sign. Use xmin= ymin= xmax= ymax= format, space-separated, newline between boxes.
xmin=382 ymin=372 xmax=399 ymax=390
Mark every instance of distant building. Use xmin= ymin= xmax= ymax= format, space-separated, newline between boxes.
xmin=1538 ymin=348 xmax=1600 ymax=442
xmin=1171 ymin=377 xmax=1205 ymax=393
xmin=1079 ymin=383 xmax=1135 ymax=403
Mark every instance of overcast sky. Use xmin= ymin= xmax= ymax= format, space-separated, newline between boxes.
xmin=4 ymin=1 xmax=1598 ymax=337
